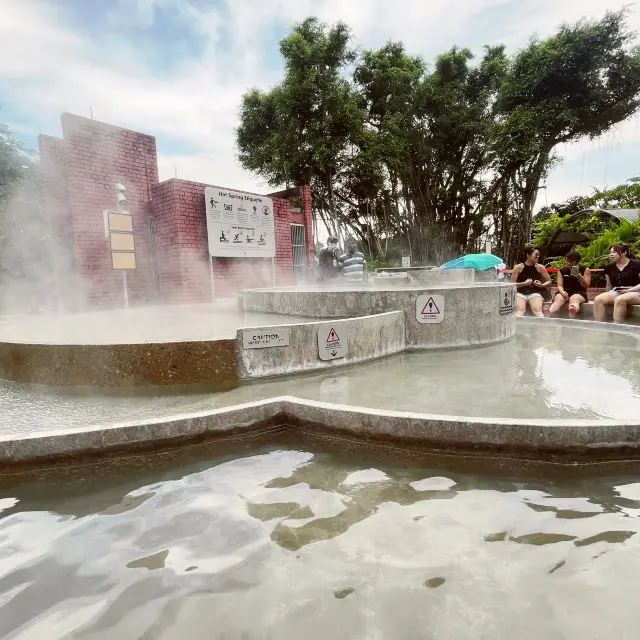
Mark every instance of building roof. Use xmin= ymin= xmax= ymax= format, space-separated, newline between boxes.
xmin=597 ymin=208 xmax=639 ymax=224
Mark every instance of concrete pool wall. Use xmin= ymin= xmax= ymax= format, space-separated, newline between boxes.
xmin=241 ymin=283 xmax=516 ymax=349
xmin=236 ymin=311 xmax=406 ymax=379
xmin=3 ymin=394 xmax=640 ymax=468
xmin=1 ymin=318 xmax=639 ymax=467
xmin=0 ymin=283 xmax=516 ymax=388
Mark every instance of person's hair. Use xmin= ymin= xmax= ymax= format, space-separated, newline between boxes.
xmin=346 ymin=236 xmax=356 ymax=243
xmin=610 ymin=244 xmax=630 ymax=257
xmin=565 ymin=251 xmax=581 ymax=262
xmin=523 ymin=247 xmax=539 ymax=260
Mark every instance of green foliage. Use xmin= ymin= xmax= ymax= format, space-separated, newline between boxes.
xmin=366 ymin=259 xmax=394 ymax=272
xmin=583 ymin=177 xmax=640 ymax=209
xmin=578 ymin=219 xmax=640 ymax=268
xmin=531 ymin=212 xmax=565 ymax=250
xmin=237 ymin=10 xmax=640 ymax=265
xmin=0 ymin=123 xmax=34 ymax=210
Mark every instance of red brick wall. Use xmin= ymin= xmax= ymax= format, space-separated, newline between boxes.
xmin=151 ymin=179 xmax=300 ymax=301
xmin=60 ymin=113 xmax=159 ymax=307
xmin=39 ymin=112 xmax=312 ymax=308
xmin=300 ymin=185 xmax=314 ymax=265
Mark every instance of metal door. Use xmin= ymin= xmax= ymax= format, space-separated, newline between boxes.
xmin=147 ymin=216 xmax=160 ymax=291
xmin=290 ymin=223 xmax=307 ymax=282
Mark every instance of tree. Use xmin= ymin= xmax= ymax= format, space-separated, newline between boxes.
xmin=0 ymin=121 xmax=49 ymax=311
xmin=237 ymin=11 xmax=640 ymax=266
xmin=0 ymin=122 xmax=34 ymax=211
xmin=489 ymin=9 xmax=640 ymax=261
xmin=237 ymin=17 xmax=363 ymax=241
xmin=583 ymin=176 xmax=640 ymax=209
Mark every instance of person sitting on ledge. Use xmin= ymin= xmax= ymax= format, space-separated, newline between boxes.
xmin=512 ymin=247 xmax=551 ymax=318
xmin=593 ymin=244 xmax=640 ymax=323
xmin=548 ymin=251 xmax=591 ymax=319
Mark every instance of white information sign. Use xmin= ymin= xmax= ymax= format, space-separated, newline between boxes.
xmin=416 ymin=294 xmax=445 ymax=324
xmin=401 ymin=256 xmax=411 ymax=268
xmin=317 ymin=324 xmax=348 ymax=361
xmin=205 ymin=186 xmax=275 ymax=258
xmin=499 ymin=286 xmax=516 ymax=316
xmin=242 ymin=329 xmax=290 ymax=349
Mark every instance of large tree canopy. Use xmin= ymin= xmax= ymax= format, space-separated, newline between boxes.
xmin=237 ymin=11 xmax=640 ymax=265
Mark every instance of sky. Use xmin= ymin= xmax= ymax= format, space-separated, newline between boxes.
xmin=0 ymin=0 xmax=639 ymax=210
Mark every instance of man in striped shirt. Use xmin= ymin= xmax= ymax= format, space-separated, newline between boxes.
xmin=339 ymin=236 xmax=366 ymax=283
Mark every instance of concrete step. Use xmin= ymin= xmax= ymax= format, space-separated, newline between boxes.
xmin=541 ymin=300 xmax=640 ymax=325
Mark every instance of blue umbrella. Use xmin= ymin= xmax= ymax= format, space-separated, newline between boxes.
xmin=440 ymin=254 xmax=503 ymax=271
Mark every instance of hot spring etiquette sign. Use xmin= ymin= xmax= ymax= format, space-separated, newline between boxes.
xmin=317 ymin=324 xmax=348 ymax=361
xmin=205 ymin=186 xmax=275 ymax=258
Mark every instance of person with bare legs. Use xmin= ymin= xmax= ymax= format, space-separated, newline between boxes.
xmin=593 ymin=244 xmax=640 ymax=323
xmin=548 ymin=251 xmax=591 ymax=319
xmin=512 ymin=248 xmax=551 ymax=318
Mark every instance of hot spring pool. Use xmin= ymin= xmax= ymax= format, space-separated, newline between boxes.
xmin=1 ymin=437 xmax=640 ymax=639
xmin=1 ymin=323 xmax=639 ymax=440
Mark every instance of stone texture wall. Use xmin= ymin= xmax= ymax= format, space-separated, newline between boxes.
xmin=236 ymin=311 xmax=406 ymax=379
xmin=241 ymin=283 xmax=517 ymax=350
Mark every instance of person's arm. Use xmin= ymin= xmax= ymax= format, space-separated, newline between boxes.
xmin=556 ymin=271 xmax=568 ymax=298
xmin=605 ymin=274 xmax=612 ymax=292
xmin=577 ymin=268 xmax=591 ymax=290
xmin=630 ymin=263 xmax=640 ymax=291
xmin=534 ymin=264 xmax=551 ymax=287
xmin=511 ymin=264 xmax=531 ymax=287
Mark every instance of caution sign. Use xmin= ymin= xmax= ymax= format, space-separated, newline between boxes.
xmin=326 ymin=327 xmax=340 ymax=343
xmin=416 ymin=294 xmax=445 ymax=324
xmin=317 ymin=323 xmax=348 ymax=361
xmin=499 ymin=286 xmax=516 ymax=316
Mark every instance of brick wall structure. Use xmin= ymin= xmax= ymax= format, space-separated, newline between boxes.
xmin=38 ymin=113 xmax=313 ymax=309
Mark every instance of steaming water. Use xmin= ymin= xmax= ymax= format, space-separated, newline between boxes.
xmin=0 ymin=303 xmax=316 ymax=344
xmin=1 ymin=324 xmax=639 ymax=438
xmin=1 ymin=440 xmax=640 ymax=638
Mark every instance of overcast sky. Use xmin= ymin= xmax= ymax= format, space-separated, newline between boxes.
xmin=1 ymin=0 xmax=639 ymax=210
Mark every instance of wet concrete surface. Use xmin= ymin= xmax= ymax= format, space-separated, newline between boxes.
xmin=1 ymin=323 xmax=639 ymax=439
xmin=1 ymin=441 xmax=640 ymax=639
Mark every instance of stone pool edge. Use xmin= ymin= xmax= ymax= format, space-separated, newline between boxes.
xmin=2 ymin=396 xmax=640 ymax=467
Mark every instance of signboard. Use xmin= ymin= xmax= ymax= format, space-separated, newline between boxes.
xmin=317 ymin=324 xmax=348 ymax=361
xmin=242 ymin=329 xmax=290 ymax=349
xmin=104 ymin=210 xmax=136 ymax=271
xmin=401 ymin=256 xmax=411 ymax=268
xmin=416 ymin=294 xmax=445 ymax=324
xmin=205 ymin=186 xmax=275 ymax=258
xmin=111 ymin=252 xmax=136 ymax=270
xmin=499 ymin=286 xmax=516 ymax=316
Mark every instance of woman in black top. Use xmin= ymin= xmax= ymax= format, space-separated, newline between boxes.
xmin=512 ymin=247 xmax=551 ymax=317
xmin=593 ymin=244 xmax=640 ymax=323
xmin=548 ymin=251 xmax=591 ymax=319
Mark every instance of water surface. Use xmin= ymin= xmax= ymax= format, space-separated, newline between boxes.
xmin=1 ymin=323 xmax=639 ymax=439
xmin=1 ymin=442 xmax=640 ymax=639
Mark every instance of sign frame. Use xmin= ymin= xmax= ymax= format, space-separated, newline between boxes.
xmin=416 ymin=294 xmax=445 ymax=324
xmin=242 ymin=329 xmax=290 ymax=349
xmin=499 ymin=286 xmax=517 ymax=316
xmin=205 ymin=186 xmax=275 ymax=258
xmin=317 ymin=323 xmax=348 ymax=361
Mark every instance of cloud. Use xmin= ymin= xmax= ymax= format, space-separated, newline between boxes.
xmin=0 ymin=0 xmax=639 ymax=200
